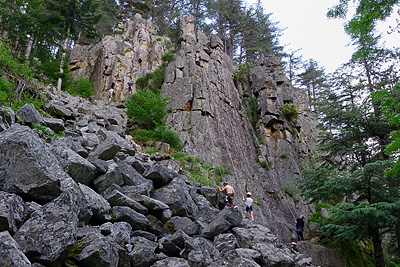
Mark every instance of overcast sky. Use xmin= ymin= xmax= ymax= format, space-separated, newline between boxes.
xmin=248 ymin=0 xmax=399 ymax=74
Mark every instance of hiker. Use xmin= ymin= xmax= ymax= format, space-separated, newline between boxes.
xmin=127 ymin=81 xmax=134 ymax=94
xmin=219 ymin=182 xmax=235 ymax=207
xmin=108 ymin=87 xmax=115 ymax=102
xmin=291 ymin=242 xmax=298 ymax=253
xmin=295 ymin=215 xmax=305 ymax=241
xmin=242 ymin=192 xmax=254 ymax=221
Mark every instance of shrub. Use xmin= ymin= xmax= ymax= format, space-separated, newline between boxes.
xmin=66 ymin=77 xmax=95 ymax=99
xmin=282 ymin=103 xmax=299 ymax=122
xmin=136 ymin=72 xmax=154 ymax=90
xmin=126 ymin=89 xmax=170 ymax=129
xmin=234 ymin=62 xmax=254 ymax=82
xmin=129 ymin=128 xmax=162 ymax=143
xmin=280 ymin=152 xmax=288 ymax=158
xmin=247 ymin=98 xmax=260 ymax=128
xmin=161 ymin=129 xmax=181 ymax=148
xmin=161 ymin=51 xmax=176 ymax=62
xmin=281 ymin=186 xmax=299 ymax=197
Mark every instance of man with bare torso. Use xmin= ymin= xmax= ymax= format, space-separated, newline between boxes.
xmin=219 ymin=182 xmax=235 ymax=207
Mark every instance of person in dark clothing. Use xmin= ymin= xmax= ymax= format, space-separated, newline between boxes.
xmin=291 ymin=242 xmax=299 ymax=253
xmin=127 ymin=81 xmax=134 ymax=93
xmin=295 ymin=215 xmax=305 ymax=241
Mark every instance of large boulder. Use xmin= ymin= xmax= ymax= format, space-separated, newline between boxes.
xmin=0 ymin=192 xmax=27 ymax=234
xmin=167 ymin=216 xmax=199 ymax=236
xmin=89 ymin=131 xmax=134 ymax=160
xmin=43 ymin=117 xmax=65 ymax=133
xmin=214 ymin=233 xmax=239 ymax=252
xmin=13 ymin=192 xmax=79 ymax=265
xmin=0 ymin=231 xmax=31 ymax=267
xmin=71 ymin=231 xmax=129 ymax=267
xmin=0 ymin=124 xmax=63 ymax=202
xmin=153 ymin=177 xmax=198 ymax=217
xmin=111 ymin=206 xmax=151 ymax=231
xmin=100 ymin=222 xmax=132 ymax=247
xmin=15 ymin=103 xmax=44 ymax=125
xmin=231 ymin=224 xmax=277 ymax=248
xmin=78 ymin=183 xmax=111 ymax=221
xmin=50 ymin=142 xmax=97 ymax=185
xmin=118 ymin=162 xmax=153 ymax=194
xmin=142 ymin=164 xmax=178 ymax=188
xmin=129 ymin=236 xmax=162 ymax=267
xmin=94 ymin=162 xmax=124 ymax=193
xmin=182 ymin=237 xmax=222 ymax=267
xmin=106 ymin=190 xmax=148 ymax=215
xmin=201 ymin=207 xmax=242 ymax=240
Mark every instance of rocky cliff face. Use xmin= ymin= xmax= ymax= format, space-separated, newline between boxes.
xmin=70 ymin=13 xmax=169 ymax=101
xmin=0 ymin=87 xmax=318 ymax=266
xmin=161 ymin=16 xmax=318 ymax=241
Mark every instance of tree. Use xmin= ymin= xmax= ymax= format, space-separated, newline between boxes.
xmin=45 ymin=0 xmax=104 ymax=90
xmin=283 ymin=48 xmax=303 ymax=85
xmin=298 ymin=161 xmax=400 ymax=267
xmin=126 ymin=89 xmax=170 ymax=129
xmin=298 ymin=59 xmax=327 ymax=110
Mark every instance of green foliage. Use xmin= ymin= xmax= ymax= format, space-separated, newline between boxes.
xmin=68 ymin=241 xmax=85 ymax=259
xmin=246 ymin=98 xmax=260 ymax=129
xmin=234 ymin=62 xmax=254 ymax=82
xmin=373 ymin=84 xmax=400 ymax=177
xmin=0 ymin=39 xmax=46 ymax=110
xmin=257 ymin=160 xmax=269 ymax=171
xmin=281 ymin=186 xmax=299 ymax=197
xmin=156 ymin=37 xmax=162 ymax=41
xmin=126 ymin=89 xmax=170 ymax=129
xmin=170 ymin=152 xmax=226 ymax=187
xmin=280 ymin=152 xmax=288 ymax=158
xmin=308 ymin=203 xmax=331 ymax=224
xmin=33 ymin=123 xmax=55 ymax=137
xmin=120 ymin=51 xmax=125 ymax=55
xmin=135 ymin=72 xmax=154 ymax=90
xmin=161 ymin=129 xmax=181 ymax=148
xmin=282 ymin=103 xmax=299 ymax=122
xmin=129 ymin=128 xmax=162 ymax=143
xmin=113 ymin=29 xmax=125 ymax=34
xmin=146 ymin=147 xmax=161 ymax=155
xmin=66 ymin=77 xmax=95 ymax=99
xmin=161 ymin=50 xmax=176 ymax=62
xmin=134 ymin=50 xmax=175 ymax=93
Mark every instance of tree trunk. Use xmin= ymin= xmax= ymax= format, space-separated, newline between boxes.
xmin=57 ymin=25 xmax=71 ymax=90
xmin=371 ymin=229 xmax=385 ymax=267
xmin=25 ymin=36 xmax=34 ymax=59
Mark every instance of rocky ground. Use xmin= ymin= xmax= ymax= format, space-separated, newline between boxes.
xmin=0 ymin=86 xmax=315 ymax=266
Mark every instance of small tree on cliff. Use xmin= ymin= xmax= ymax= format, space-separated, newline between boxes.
xmin=126 ymin=89 xmax=170 ymax=130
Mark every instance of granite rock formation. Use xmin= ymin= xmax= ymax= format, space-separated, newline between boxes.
xmin=0 ymin=86 xmax=315 ymax=266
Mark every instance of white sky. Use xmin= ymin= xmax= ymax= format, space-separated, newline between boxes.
xmin=248 ymin=0 xmax=399 ymax=74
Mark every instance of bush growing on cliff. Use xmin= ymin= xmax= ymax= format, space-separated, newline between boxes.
xmin=135 ymin=50 xmax=176 ymax=93
xmin=161 ymin=129 xmax=181 ymax=148
xmin=126 ymin=88 xmax=170 ymax=129
xmin=282 ymin=103 xmax=299 ymax=122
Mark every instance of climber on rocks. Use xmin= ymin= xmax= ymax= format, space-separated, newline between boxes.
xmin=295 ymin=215 xmax=305 ymax=241
xmin=108 ymin=85 xmax=115 ymax=102
xmin=219 ymin=181 xmax=235 ymax=208
xmin=242 ymin=192 xmax=254 ymax=221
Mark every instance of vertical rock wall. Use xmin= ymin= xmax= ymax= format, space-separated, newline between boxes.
xmin=69 ymin=14 xmax=169 ymax=101
xmin=162 ymin=16 xmax=318 ymax=241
